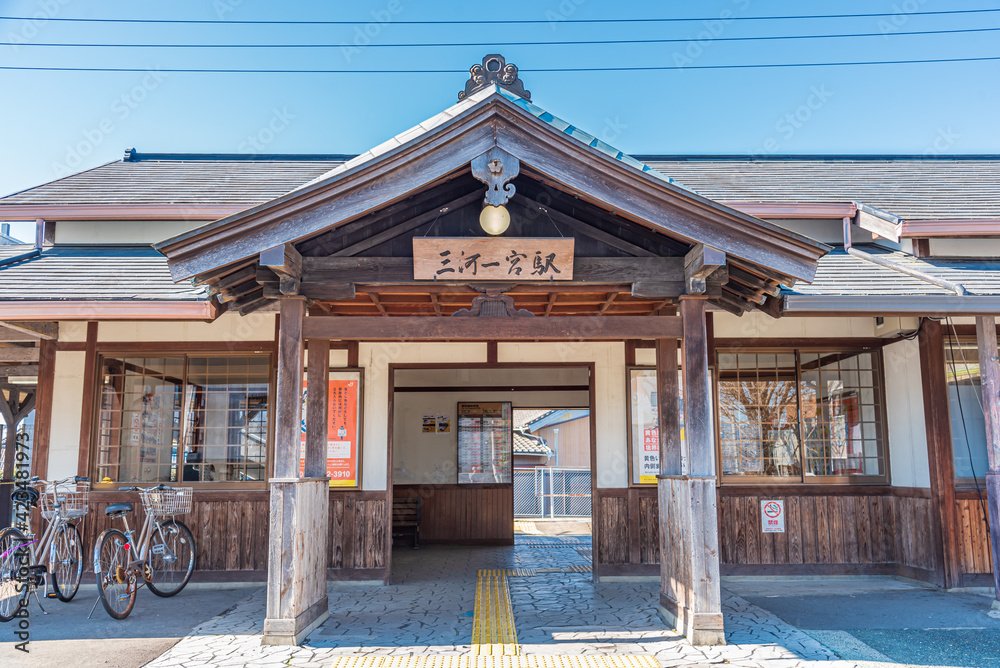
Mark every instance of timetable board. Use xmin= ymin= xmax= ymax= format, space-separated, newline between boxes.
xmin=457 ymin=402 xmax=512 ymax=484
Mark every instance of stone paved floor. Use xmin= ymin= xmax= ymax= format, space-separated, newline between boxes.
xmin=144 ymin=537 xmax=855 ymax=668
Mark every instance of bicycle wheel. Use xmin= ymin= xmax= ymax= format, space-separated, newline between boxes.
xmin=147 ymin=520 xmax=196 ymax=597
xmin=50 ymin=523 xmax=83 ymax=602
xmin=95 ymin=528 xmax=136 ymax=619
xmin=0 ymin=527 xmax=28 ymax=623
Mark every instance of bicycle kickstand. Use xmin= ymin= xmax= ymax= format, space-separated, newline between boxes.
xmin=32 ymin=587 xmax=48 ymax=615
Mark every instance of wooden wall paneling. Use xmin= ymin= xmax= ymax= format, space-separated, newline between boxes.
xmin=639 ymin=493 xmax=659 ymax=564
xmin=329 ymin=496 xmax=345 ymax=569
xmin=785 ymin=496 xmax=802 ymax=564
xmin=744 ymin=496 xmax=760 ymax=564
xmin=842 ymin=496 xmax=860 ymax=563
xmin=628 ymin=487 xmax=641 ymax=564
xmin=597 ymin=492 xmax=629 ymax=565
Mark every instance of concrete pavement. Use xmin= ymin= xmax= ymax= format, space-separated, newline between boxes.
xmin=0 ymin=583 xmax=258 ymax=668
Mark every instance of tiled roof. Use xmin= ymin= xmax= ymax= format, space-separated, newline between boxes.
xmin=513 ymin=429 xmax=552 ymax=457
xmin=514 ymin=409 xmax=555 ymax=430
xmin=0 ymin=245 xmax=206 ymax=301
xmin=644 ymin=158 xmax=1000 ymax=221
xmin=788 ymin=246 xmax=1000 ymax=297
xmin=0 ymin=158 xmax=343 ymax=206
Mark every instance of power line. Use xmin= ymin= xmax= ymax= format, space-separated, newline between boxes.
xmin=2 ymin=56 xmax=998 ymax=74
xmin=1 ymin=8 xmax=999 ymax=25
xmin=6 ymin=26 xmax=1000 ymax=49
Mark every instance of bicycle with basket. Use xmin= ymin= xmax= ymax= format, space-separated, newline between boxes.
xmin=0 ymin=476 xmax=89 ymax=622
xmin=92 ymin=484 xmax=196 ymax=619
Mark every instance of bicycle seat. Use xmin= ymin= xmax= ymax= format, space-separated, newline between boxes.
xmin=104 ymin=502 xmax=133 ymax=518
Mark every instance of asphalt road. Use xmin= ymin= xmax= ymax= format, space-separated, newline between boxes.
xmin=729 ymin=577 xmax=1000 ymax=667
xmin=0 ymin=584 xmax=259 ymax=668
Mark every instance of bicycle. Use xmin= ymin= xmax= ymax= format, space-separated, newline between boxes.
xmin=0 ymin=476 xmax=89 ymax=622
xmin=93 ymin=484 xmax=196 ymax=619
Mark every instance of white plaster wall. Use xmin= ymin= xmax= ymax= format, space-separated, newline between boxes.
xmin=98 ymin=311 xmax=275 ymax=342
xmin=930 ymin=239 xmax=1000 ymax=257
xmin=46 ymin=351 xmax=86 ymax=480
xmin=55 ymin=220 xmax=204 ymax=245
xmin=498 ymin=342 xmax=627 ymax=489
xmin=357 ymin=343 xmax=487 ymax=491
xmin=57 ymin=321 xmax=89 ymax=343
xmin=393 ymin=387 xmax=588 ymax=484
xmin=713 ymin=312 xmax=878 ymax=339
xmin=883 ymin=338 xmax=931 ymax=488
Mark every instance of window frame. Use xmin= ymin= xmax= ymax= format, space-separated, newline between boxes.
xmin=90 ymin=350 xmax=276 ymax=491
xmin=942 ymin=335 xmax=991 ymax=488
xmin=713 ymin=345 xmax=891 ymax=486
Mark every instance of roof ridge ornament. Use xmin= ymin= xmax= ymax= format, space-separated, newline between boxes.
xmin=459 ymin=54 xmax=531 ymax=102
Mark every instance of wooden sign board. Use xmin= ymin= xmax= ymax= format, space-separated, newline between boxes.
xmin=413 ymin=237 xmax=574 ymax=281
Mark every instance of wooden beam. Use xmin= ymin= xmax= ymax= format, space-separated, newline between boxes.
xmin=273 ymin=299 xmax=305 ymax=479
xmin=76 ymin=321 xmax=98 ymax=479
xmin=31 ymin=339 xmax=55 ymax=479
xmin=302 ymin=256 xmax=685 ymax=286
xmin=0 ymin=364 xmax=39 ymax=378
xmin=0 ymin=347 xmax=39 ymax=363
xmin=261 ymin=243 xmax=303 ymax=296
xmin=974 ymin=316 xmax=1000 ymax=602
xmin=0 ymin=321 xmax=57 ymax=340
xmin=305 ymin=339 xmax=330 ymax=478
xmin=302 ymin=315 xmax=682 ymax=341
xmin=685 ymin=245 xmax=726 ymax=295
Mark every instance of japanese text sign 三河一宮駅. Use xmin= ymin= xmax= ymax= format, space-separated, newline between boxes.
xmin=412 ymin=238 xmax=574 ymax=281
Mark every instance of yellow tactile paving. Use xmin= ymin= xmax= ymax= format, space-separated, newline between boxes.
xmin=328 ymin=656 xmax=660 ymax=668
xmin=471 ymin=569 xmax=519 ymax=655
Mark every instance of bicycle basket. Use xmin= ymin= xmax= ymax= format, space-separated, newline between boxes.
xmin=141 ymin=488 xmax=193 ymax=517
xmin=39 ymin=481 xmax=90 ymax=521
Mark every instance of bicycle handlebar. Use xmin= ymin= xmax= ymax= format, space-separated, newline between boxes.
xmin=118 ymin=484 xmax=174 ymax=492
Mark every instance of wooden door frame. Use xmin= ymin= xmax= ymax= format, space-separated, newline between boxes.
xmin=385 ymin=359 xmax=598 ymax=581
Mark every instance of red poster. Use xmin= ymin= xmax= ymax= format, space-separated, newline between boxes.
xmin=300 ymin=376 xmax=360 ymax=487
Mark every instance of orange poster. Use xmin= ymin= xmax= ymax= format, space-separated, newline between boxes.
xmin=300 ymin=375 xmax=360 ymax=487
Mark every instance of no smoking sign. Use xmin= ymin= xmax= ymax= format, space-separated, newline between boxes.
xmin=761 ymin=500 xmax=785 ymax=533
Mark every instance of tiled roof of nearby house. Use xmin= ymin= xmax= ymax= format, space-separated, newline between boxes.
xmin=0 ymin=155 xmax=345 ymax=206
xmin=644 ymin=157 xmax=1000 ymax=221
xmin=4 ymin=153 xmax=997 ymax=222
xmin=514 ymin=409 xmax=556 ymax=430
xmin=0 ymin=245 xmax=206 ymax=301
xmin=787 ymin=246 xmax=1000 ymax=297
xmin=513 ymin=429 xmax=552 ymax=457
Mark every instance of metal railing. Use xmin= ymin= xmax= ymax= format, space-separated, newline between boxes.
xmin=513 ymin=467 xmax=592 ymax=518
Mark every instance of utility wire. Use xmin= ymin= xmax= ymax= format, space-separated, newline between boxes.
xmin=2 ymin=56 xmax=1000 ymax=74
xmin=6 ymin=26 xmax=1000 ymax=48
xmin=1 ymin=9 xmax=999 ymax=24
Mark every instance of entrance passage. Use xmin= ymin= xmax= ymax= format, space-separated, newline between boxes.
xmin=391 ymin=365 xmax=593 ymax=549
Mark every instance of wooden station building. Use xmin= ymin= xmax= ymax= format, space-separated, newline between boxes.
xmin=2 ymin=56 xmax=1000 ymax=645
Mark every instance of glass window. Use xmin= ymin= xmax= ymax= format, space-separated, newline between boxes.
xmin=95 ymin=354 xmax=271 ymax=484
xmin=944 ymin=340 xmax=990 ymax=482
xmin=629 ymin=368 xmax=661 ymax=484
xmin=718 ymin=352 xmax=800 ymax=477
xmin=716 ymin=348 xmax=887 ymax=483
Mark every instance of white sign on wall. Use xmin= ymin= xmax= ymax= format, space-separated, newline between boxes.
xmin=761 ymin=500 xmax=785 ymax=533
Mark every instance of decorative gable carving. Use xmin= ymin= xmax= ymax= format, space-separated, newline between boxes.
xmin=458 ymin=54 xmax=531 ymax=102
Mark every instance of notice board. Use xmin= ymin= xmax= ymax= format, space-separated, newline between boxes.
xmin=457 ymin=402 xmax=512 ymax=484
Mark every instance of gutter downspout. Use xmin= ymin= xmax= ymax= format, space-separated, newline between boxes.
xmin=0 ymin=218 xmax=43 ymax=269
xmin=843 ymin=214 xmax=967 ymax=296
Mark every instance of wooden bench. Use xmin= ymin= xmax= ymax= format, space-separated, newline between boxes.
xmin=392 ymin=497 xmax=421 ymax=549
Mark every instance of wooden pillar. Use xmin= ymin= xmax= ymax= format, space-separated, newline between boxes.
xmin=30 ymin=339 xmax=56 ymax=480
xmin=263 ymin=300 xmax=330 ymax=645
xmin=658 ymin=297 xmax=724 ymax=646
xmin=975 ymin=316 xmax=1000 ymax=604
xmin=305 ymin=339 xmax=330 ymax=478
xmin=918 ymin=319 xmax=962 ymax=588
xmin=273 ymin=299 xmax=306 ymax=479
xmin=656 ymin=338 xmax=680 ymax=475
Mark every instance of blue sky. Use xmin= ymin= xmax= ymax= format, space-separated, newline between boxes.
xmin=1 ymin=0 xmax=999 ymax=240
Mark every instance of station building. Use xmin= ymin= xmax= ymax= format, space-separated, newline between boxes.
xmin=2 ymin=56 xmax=999 ymax=644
